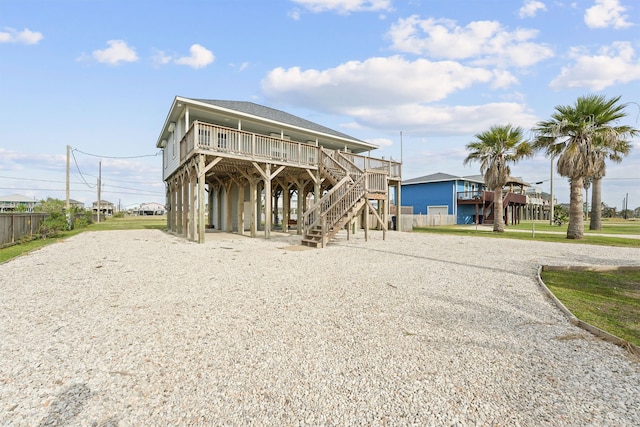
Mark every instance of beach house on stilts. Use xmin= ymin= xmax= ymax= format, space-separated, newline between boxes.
xmin=156 ymin=97 xmax=402 ymax=247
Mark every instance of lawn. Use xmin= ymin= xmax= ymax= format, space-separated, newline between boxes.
xmin=415 ymin=217 xmax=640 ymax=248
xmin=507 ymin=218 xmax=640 ymax=235
xmin=540 ymin=269 xmax=640 ymax=347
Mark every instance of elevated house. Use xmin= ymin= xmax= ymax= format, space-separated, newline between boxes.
xmin=402 ymin=172 xmax=528 ymax=225
xmin=138 ymin=202 xmax=165 ymax=216
xmin=0 ymin=194 xmax=37 ymax=212
xmin=156 ymin=97 xmax=402 ymax=247
xmin=92 ymin=200 xmax=115 ymax=216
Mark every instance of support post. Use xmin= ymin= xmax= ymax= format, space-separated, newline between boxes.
xmin=197 ymin=154 xmax=206 ymax=243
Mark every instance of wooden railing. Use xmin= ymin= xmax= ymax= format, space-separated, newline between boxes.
xmin=178 ymin=121 xmax=400 ymax=179
xmin=341 ymin=152 xmax=401 ymax=180
xmin=302 ymin=174 xmax=366 ymax=245
xmin=180 ymin=121 xmax=319 ymax=167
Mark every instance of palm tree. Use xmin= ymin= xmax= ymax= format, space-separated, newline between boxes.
xmin=464 ymin=124 xmax=533 ymax=232
xmin=533 ymin=94 xmax=637 ymax=239
xmin=589 ymin=137 xmax=632 ymax=230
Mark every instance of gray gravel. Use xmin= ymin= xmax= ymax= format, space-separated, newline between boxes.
xmin=1 ymin=229 xmax=639 ymax=426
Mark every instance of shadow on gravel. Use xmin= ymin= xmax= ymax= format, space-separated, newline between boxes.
xmin=339 ymin=244 xmax=533 ymax=278
xmin=36 ymin=383 xmax=119 ymax=427
xmin=37 ymin=383 xmax=91 ymax=426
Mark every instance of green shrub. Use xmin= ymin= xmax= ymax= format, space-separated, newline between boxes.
xmin=39 ymin=212 xmax=69 ymax=238
xmin=74 ymin=211 xmax=93 ymax=229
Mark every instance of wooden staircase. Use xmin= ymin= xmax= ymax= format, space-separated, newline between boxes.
xmin=301 ymin=149 xmax=385 ymax=248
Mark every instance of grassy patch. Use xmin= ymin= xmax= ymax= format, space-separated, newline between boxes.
xmin=414 ymin=226 xmax=640 ymax=248
xmin=0 ymin=229 xmax=83 ymax=264
xmin=0 ymin=216 xmax=167 ymax=264
xmin=541 ymin=269 xmax=640 ymax=346
xmin=508 ymin=219 xmax=640 ymax=235
xmin=88 ymin=215 xmax=167 ymax=231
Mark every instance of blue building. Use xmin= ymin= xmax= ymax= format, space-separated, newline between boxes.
xmin=402 ymin=172 xmax=528 ymax=225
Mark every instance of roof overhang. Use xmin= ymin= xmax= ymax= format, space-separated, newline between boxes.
xmin=156 ymin=96 xmax=378 ymax=154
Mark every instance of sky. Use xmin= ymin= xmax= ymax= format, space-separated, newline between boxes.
xmin=1 ymin=0 xmax=639 ymax=210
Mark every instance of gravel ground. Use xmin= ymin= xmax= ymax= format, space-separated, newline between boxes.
xmin=1 ymin=229 xmax=639 ymax=426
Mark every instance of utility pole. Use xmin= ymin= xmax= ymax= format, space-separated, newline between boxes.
xmin=66 ymin=145 xmax=71 ymax=228
xmin=400 ymin=131 xmax=403 ymax=164
xmin=97 ymin=161 xmax=102 ymax=223
xmin=549 ymin=157 xmax=554 ymax=225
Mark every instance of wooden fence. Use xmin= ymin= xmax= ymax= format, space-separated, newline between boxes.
xmin=0 ymin=213 xmax=48 ymax=247
xmin=411 ymin=213 xmax=457 ymax=227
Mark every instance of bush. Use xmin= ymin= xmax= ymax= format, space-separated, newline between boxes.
xmin=74 ymin=211 xmax=93 ymax=229
xmin=554 ymin=205 xmax=569 ymax=226
xmin=39 ymin=212 xmax=69 ymax=238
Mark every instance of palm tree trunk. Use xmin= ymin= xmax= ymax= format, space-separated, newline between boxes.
xmin=589 ymin=177 xmax=602 ymax=230
xmin=493 ymin=187 xmax=504 ymax=232
xmin=567 ymin=177 xmax=584 ymax=239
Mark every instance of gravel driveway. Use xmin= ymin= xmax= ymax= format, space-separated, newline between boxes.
xmin=1 ymin=229 xmax=639 ymax=426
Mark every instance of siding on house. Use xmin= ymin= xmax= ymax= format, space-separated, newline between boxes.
xmin=402 ymin=181 xmax=455 ymax=215
xmin=402 ymin=173 xmax=486 ymax=225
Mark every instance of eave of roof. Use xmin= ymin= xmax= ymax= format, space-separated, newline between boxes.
xmin=156 ymin=96 xmax=377 ymax=151
xmin=403 ymin=172 xmax=485 ymax=185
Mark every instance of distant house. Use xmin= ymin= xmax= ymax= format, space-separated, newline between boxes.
xmin=402 ymin=172 xmax=528 ymax=225
xmin=0 ymin=194 xmax=37 ymax=212
xmin=138 ymin=202 xmax=165 ymax=216
xmin=69 ymin=199 xmax=85 ymax=211
xmin=92 ymin=200 xmax=115 ymax=216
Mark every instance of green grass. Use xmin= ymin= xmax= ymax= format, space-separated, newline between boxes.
xmin=88 ymin=215 xmax=167 ymax=231
xmin=0 ymin=216 xmax=167 ymax=264
xmin=541 ymin=269 xmax=640 ymax=347
xmin=508 ymin=219 xmax=640 ymax=235
xmin=415 ymin=220 xmax=640 ymax=248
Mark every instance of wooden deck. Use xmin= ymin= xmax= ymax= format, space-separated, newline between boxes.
xmin=166 ymin=121 xmax=401 ymax=246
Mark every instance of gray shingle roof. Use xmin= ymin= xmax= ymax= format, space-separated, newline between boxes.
xmin=403 ymin=172 xmax=466 ymax=185
xmin=191 ymin=99 xmax=364 ymax=142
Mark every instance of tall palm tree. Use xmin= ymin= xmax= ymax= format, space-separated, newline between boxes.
xmin=533 ymin=94 xmax=637 ymax=239
xmin=464 ymin=124 xmax=533 ymax=232
xmin=589 ymin=137 xmax=632 ymax=230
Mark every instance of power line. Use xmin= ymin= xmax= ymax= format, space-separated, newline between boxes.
xmin=72 ymin=148 xmax=161 ymax=159
xmin=71 ymin=149 xmax=96 ymax=188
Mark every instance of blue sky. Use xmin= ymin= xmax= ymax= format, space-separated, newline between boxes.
xmin=1 ymin=0 xmax=639 ymax=210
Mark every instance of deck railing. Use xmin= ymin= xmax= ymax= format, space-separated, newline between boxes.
xmin=180 ymin=121 xmax=319 ymax=167
xmin=341 ymin=152 xmax=401 ymax=180
xmin=178 ymin=121 xmax=400 ymax=178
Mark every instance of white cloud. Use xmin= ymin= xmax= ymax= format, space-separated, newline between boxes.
xmin=291 ymin=0 xmax=392 ymax=14
xmin=262 ymin=55 xmax=495 ymax=110
xmin=549 ymin=41 xmax=640 ymax=90
xmin=152 ymin=49 xmax=172 ymax=66
xmin=519 ymin=0 xmax=547 ymax=18
xmin=92 ymin=40 xmax=138 ymax=65
xmin=0 ymin=27 xmax=43 ymax=44
xmin=175 ymin=44 xmax=215 ymax=69
xmin=584 ymin=0 xmax=632 ymax=29
xmin=387 ymin=16 xmax=554 ymax=68
xmin=349 ymin=102 xmax=538 ymax=135
xmin=366 ymin=137 xmax=394 ymax=147
xmin=491 ymin=69 xmax=519 ymax=89
xmin=261 ymin=55 xmax=537 ymax=135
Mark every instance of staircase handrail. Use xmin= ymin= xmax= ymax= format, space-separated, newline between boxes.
xmin=335 ymin=151 xmax=364 ymax=179
xmin=323 ymin=173 xmax=365 ymax=223
xmin=302 ymin=175 xmax=352 ymax=231
xmin=320 ymin=148 xmax=350 ymax=178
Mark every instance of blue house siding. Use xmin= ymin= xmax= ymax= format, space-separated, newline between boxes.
xmin=402 ymin=181 xmax=455 ymax=215
xmin=457 ymin=205 xmax=478 ymax=224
